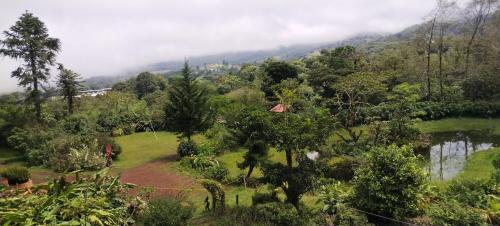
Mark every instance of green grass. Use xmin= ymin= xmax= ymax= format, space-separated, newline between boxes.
xmin=113 ymin=132 xmax=204 ymax=169
xmin=417 ymin=117 xmax=500 ymax=135
xmin=0 ymin=147 xmax=18 ymax=164
xmin=457 ymin=147 xmax=500 ymax=181
xmin=217 ymin=148 xmax=288 ymax=178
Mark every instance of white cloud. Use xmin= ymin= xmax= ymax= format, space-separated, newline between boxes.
xmin=0 ymin=0 xmax=443 ymax=92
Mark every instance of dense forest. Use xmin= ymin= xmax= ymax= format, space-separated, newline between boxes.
xmin=1 ymin=0 xmax=500 ymax=225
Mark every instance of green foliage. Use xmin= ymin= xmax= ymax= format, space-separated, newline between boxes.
xmin=56 ymin=65 xmax=81 ymax=114
xmin=463 ymin=76 xmax=500 ymax=101
xmin=165 ymin=62 xmax=213 ymax=140
xmin=0 ymin=166 xmax=30 ymax=185
xmin=137 ymin=198 xmax=194 ymax=226
xmin=0 ymin=170 xmax=140 ymax=225
xmin=305 ymin=46 xmax=362 ymax=98
xmin=177 ymin=139 xmax=198 ymax=157
xmin=252 ymin=191 xmax=279 ymax=205
xmin=135 ymin=72 xmax=166 ymax=99
xmin=428 ymin=200 xmax=487 ymax=226
xmin=317 ymin=181 xmax=352 ymax=215
xmin=261 ymin=156 xmax=324 ymax=207
xmin=200 ymin=179 xmax=226 ymax=212
xmin=204 ymin=165 xmax=229 ymax=181
xmin=352 ymin=145 xmax=428 ymax=220
xmin=332 ymin=205 xmax=373 ymax=226
xmin=445 ymin=179 xmax=493 ymax=209
xmin=261 ymin=60 xmax=298 ymax=98
xmin=226 ymin=107 xmax=273 ymax=178
xmin=253 ymin=202 xmax=306 ymax=226
xmin=0 ymin=12 xmax=60 ymax=120
xmin=327 ymin=156 xmax=362 ymax=181
xmin=271 ymin=108 xmax=336 ymax=167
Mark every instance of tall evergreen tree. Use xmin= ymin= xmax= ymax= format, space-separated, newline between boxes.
xmin=56 ymin=64 xmax=81 ymax=114
xmin=0 ymin=12 xmax=60 ymax=120
xmin=164 ymin=62 xmax=212 ymax=140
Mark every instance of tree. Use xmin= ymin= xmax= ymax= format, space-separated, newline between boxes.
xmin=135 ymin=72 xmax=165 ymax=99
xmin=263 ymin=107 xmax=335 ymax=208
xmin=435 ymin=0 xmax=458 ymax=99
xmin=424 ymin=11 xmax=437 ymax=101
xmin=261 ymin=155 xmax=323 ymax=208
xmin=464 ymin=0 xmax=498 ymax=78
xmin=352 ymin=145 xmax=428 ymax=220
xmin=305 ymin=46 xmax=362 ymax=98
xmin=0 ymin=12 xmax=60 ymax=120
xmin=226 ymin=107 xmax=273 ymax=179
xmin=261 ymin=60 xmax=298 ymax=98
xmin=332 ymin=72 xmax=387 ymax=142
xmin=164 ymin=62 xmax=212 ymax=141
xmin=56 ymin=64 xmax=81 ymax=114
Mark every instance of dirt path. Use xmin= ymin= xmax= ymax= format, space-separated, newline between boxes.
xmin=120 ymin=158 xmax=198 ymax=198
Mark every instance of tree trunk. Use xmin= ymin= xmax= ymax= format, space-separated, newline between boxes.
xmin=426 ymin=17 xmax=436 ymax=101
xmin=68 ymin=96 xmax=74 ymax=114
xmin=246 ymin=164 xmax=255 ymax=179
xmin=285 ymin=150 xmax=293 ymax=168
xmin=438 ymin=26 xmax=444 ymax=100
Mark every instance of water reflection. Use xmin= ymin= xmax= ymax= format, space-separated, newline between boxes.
xmin=427 ymin=130 xmax=500 ymax=181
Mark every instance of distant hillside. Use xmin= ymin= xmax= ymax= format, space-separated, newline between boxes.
xmin=143 ymin=33 xmax=385 ymax=73
xmin=83 ymin=34 xmax=385 ymax=89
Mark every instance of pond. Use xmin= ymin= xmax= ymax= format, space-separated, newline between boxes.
xmin=425 ymin=130 xmax=500 ymax=181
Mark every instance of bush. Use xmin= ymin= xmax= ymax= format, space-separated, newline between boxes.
xmin=333 ymin=205 xmax=373 ymax=226
xmin=428 ymin=200 xmax=487 ymax=226
xmin=96 ymin=133 xmax=122 ymax=159
xmin=328 ymin=156 xmax=361 ymax=181
xmin=45 ymin=135 xmax=106 ymax=172
xmin=177 ymin=139 xmax=198 ymax=157
xmin=204 ymin=165 xmax=229 ymax=181
xmin=253 ymin=202 xmax=306 ymax=226
xmin=445 ymin=178 xmax=493 ymax=209
xmin=352 ymin=145 xmax=428 ymax=220
xmin=252 ymin=191 xmax=279 ymax=205
xmin=137 ymin=198 xmax=194 ymax=226
xmin=1 ymin=166 xmax=30 ymax=185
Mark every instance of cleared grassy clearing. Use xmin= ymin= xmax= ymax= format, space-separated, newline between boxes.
xmin=416 ymin=117 xmax=500 ymax=135
xmin=113 ymin=131 xmax=204 ymax=169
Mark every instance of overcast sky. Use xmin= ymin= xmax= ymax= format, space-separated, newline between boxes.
xmin=0 ymin=0 xmax=460 ymax=93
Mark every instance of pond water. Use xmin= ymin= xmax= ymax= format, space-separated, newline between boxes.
xmin=425 ymin=130 xmax=500 ymax=181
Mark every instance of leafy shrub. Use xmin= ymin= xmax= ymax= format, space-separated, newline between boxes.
xmin=252 ymin=191 xmax=279 ymax=205
xmin=352 ymin=145 xmax=428 ymax=220
xmin=445 ymin=178 xmax=493 ymax=209
xmin=137 ymin=198 xmax=194 ymax=226
xmin=1 ymin=166 xmax=30 ymax=185
xmin=205 ymin=165 xmax=229 ymax=181
xmin=96 ymin=133 xmax=122 ymax=159
xmin=328 ymin=156 xmax=361 ymax=181
xmin=253 ymin=202 xmax=306 ymax=226
xmin=177 ymin=139 xmax=198 ymax=157
xmin=0 ymin=170 xmax=141 ymax=225
xmin=198 ymin=141 xmax=217 ymax=156
xmin=333 ymin=205 xmax=373 ymax=226
xmin=45 ymin=135 xmax=106 ymax=172
xmin=428 ymin=200 xmax=487 ymax=226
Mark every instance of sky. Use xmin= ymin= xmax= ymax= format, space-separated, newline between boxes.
xmin=0 ymin=0 xmax=452 ymax=93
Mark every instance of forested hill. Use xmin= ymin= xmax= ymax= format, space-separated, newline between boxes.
xmin=83 ymin=34 xmax=384 ymax=88
xmin=84 ymin=8 xmax=499 ymax=89
xmin=143 ymin=33 xmax=384 ymax=72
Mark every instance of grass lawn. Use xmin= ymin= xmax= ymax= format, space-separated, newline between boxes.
xmin=217 ymin=148 xmax=288 ymax=178
xmin=0 ymin=147 xmax=18 ymax=164
xmin=113 ymin=132 xmax=204 ymax=169
xmin=457 ymin=147 xmax=500 ymax=181
xmin=417 ymin=117 xmax=500 ymax=135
